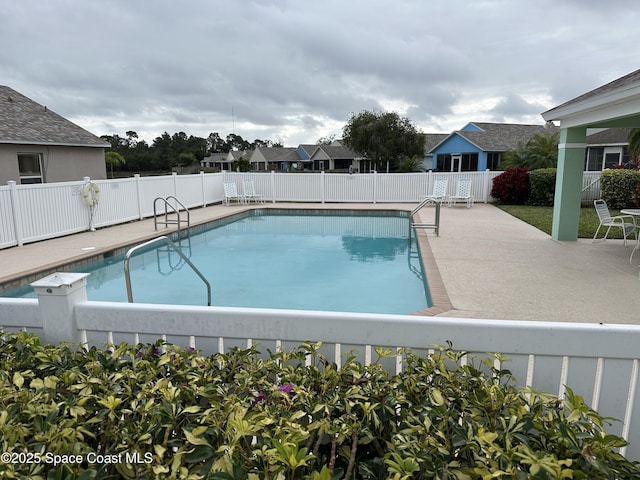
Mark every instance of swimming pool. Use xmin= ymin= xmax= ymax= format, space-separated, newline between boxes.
xmin=3 ymin=210 xmax=431 ymax=314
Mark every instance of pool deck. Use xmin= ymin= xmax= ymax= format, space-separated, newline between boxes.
xmin=1 ymin=202 xmax=639 ymax=324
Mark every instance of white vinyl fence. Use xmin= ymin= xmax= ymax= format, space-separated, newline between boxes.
xmin=1 ymin=170 xmax=601 ymax=250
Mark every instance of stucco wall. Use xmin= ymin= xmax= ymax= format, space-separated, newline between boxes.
xmin=0 ymin=144 xmax=106 ymax=184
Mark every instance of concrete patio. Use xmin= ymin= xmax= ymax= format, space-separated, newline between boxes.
xmin=1 ymin=202 xmax=638 ymax=324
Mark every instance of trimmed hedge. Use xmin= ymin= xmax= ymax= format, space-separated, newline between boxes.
xmin=1 ymin=331 xmax=639 ymax=479
xmin=528 ymin=168 xmax=557 ymax=206
xmin=600 ymin=169 xmax=640 ymax=209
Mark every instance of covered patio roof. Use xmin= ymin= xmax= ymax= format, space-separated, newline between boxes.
xmin=541 ymin=68 xmax=640 ymax=240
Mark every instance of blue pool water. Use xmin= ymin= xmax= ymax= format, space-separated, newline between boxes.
xmin=4 ymin=210 xmax=431 ymax=314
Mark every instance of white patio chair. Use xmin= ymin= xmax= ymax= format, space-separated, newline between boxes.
xmin=223 ymin=182 xmax=244 ymax=206
xmin=448 ymin=178 xmax=474 ymax=208
xmin=242 ymin=179 xmax=264 ymax=203
xmin=593 ymin=199 xmax=637 ymax=246
xmin=423 ymin=177 xmax=448 ymax=203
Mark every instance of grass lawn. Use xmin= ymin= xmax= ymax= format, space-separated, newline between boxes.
xmin=495 ymin=204 xmax=631 ymax=239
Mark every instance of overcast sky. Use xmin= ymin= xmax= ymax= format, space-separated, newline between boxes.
xmin=2 ymin=0 xmax=639 ymax=147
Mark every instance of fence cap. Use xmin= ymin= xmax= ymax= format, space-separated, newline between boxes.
xmin=31 ymin=272 xmax=89 ymax=292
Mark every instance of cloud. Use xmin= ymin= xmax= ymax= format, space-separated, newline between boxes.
xmin=1 ymin=0 xmax=639 ymax=145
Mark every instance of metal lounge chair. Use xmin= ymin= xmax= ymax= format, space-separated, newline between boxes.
xmin=448 ymin=178 xmax=474 ymax=208
xmin=593 ymin=199 xmax=637 ymax=246
xmin=423 ymin=177 xmax=448 ymax=203
xmin=242 ymin=179 xmax=264 ymax=204
xmin=223 ymin=182 xmax=244 ymax=206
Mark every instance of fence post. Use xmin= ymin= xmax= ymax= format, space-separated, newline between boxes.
xmin=31 ymin=272 xmax=89 ymax=345
xmin=372 ymin=171 xmax=378 ymax=204
xmin=135 ymin=174 xmax=143 ymax=219
xmin=270 ymin=171 xmax=276 ymax=203
xmin=200 ymin=171 xmax=206 ymax=207
xmin=7 ymin=180 xmax=24 ymax=247
xmin=483 ymin=169 xmax=491 ymax=203
xmin=172 ymin=172 xmax=178 ymax=198
xmin=321 ymin=171 xmax=326 ymax=204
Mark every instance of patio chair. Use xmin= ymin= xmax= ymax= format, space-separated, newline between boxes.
xmin=242 ymin=179 xmax=264 ymax=204
xmin=423 ymin=177 xmax=448 ymax=203
xmin=448 ymin=178 xmax=474 ymax=208
xmin=593 ymin=199 xmax=637 ymax=246
xmin=223 ymin=182 xmax=243 ymax=206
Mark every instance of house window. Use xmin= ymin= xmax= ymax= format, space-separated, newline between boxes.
xmin=486 ymin=152 xmax=501 ymax=170
xmin=460 ymin=153 xmax=478 ymax=171
xmin=585 ymin=148 xmax=603 ymax=171
xmin=436 ymin=154 xmax=451 ymax=171
xmin=334 ymin=158 xmax=351 ymax=170
xmin=436 ymin=153 xmax=478 ymax=171
xmin=18 ymin=153 xmax=43 ymax=184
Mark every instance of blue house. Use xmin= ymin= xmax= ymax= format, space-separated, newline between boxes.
xmin=429 ymin=122 xmax=558 ymax=171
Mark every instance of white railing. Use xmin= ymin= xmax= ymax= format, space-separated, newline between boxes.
xmin=582 ymin=171 xmax=602 ymax=204
xmin=1 ymin=170 xmax=602 ymax=250
xmin=1 ymin=276 xmax=638 ymax=459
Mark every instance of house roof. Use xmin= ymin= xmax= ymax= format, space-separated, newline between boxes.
xmin=311 ymin=144 xmax=358 ymax=159
xmin=229 ymin=150 xmax=249 ymax=160
xmin=0 ymin=86 xmax=109 ymax=147
xmin=254 ymin=146 xmax=301 ymax=162
xmin=586 ymin=128 xmax=631 ymax=145
xmin=423 ymin=133 xmax=448 ymax=153
xmin=541 ymin=69 xmax=640 ymax=128
xmin=545 ymin=69 xmax=640 ymax=114
xmin=429 ymin=122 xmax=558 ymax=153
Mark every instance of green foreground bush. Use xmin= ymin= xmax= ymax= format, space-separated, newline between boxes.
xmin=600 ymin=169 xmax=640 ymax=209
xmin=1 ymin=331 xmax=639 ymax=479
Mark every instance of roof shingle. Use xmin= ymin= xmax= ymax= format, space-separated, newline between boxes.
xmin=0 ymin=86 xmax=109 ymax=147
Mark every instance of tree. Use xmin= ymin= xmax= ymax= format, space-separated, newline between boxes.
xmin=627 ymin=128 xmax=640 ymax=168
xmin=498 ymin=132 xmax=559 ymax=170
xmin=316 ymin=134 xmax=336 ymax=145
xmin=342 ymin=110 xmax=424 ymax=172
xmin=105 ymin=151 xmax=126 ymax=178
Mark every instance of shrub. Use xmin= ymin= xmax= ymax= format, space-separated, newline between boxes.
xmin=528 ymin=168 xmax=557 ymax=206
xmin=600 ymin=169 xmax=640 ymax=209
xmin=1 ymin=331 xmax=639 ymax=479
xmin=490 ymin=167 xmax=530 ymax=204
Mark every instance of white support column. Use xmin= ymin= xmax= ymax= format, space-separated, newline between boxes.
xmin=31 ymin=272 xmax=90 ymax=345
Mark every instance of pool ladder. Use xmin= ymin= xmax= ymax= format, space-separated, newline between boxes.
xmin=123 ymin=236 xmax=212 ymax=306
xmin=408 ymin=198 xmax=440 ymax=246
xmin=154 ymin=196 xmax=190 ymax=240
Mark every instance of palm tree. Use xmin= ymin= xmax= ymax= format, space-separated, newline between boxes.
xmin=498 ymin=132 xmax=559 ymax=170
xmin=105 ymin=152 xmax=126 ymax=178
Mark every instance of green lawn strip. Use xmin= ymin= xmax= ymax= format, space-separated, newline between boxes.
xmin=495 ymin=204 xmax=629 ymax=239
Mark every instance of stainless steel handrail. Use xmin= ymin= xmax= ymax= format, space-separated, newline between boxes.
xmin=409 ymin=198 xmax=440 ymax=245
xmin=153 ymin=196 xmax=190 ymax=238
xmin=124 ymin=236 xmax=211 ymax=306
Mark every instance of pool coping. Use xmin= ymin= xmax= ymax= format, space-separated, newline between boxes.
xmin=0 ymin=203 xmax=453 ymax=317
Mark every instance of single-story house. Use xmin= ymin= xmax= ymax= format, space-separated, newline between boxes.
xmin=0 ymin=85 xmax=109 ymax=184
xmin=250 ymin=146 xmax=301 ymax=171
xmin=200 ymin=150 xmax=251 ymax=171
xmin=308 ymin=143 xmax=365 ymax=172
xmin=428 ymin=122 xmax=559 ymax=172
